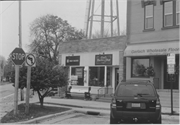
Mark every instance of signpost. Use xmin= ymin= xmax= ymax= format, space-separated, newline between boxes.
xmin=11 ymin=47 xmax=26 ymax=115
xmin=167 ymin=53 xmax=175 ymax=115
xmin=25 ymin=54 xmax=36 ymax=114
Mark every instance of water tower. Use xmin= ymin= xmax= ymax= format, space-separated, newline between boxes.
xmin=84 ymin=0 xmax=120 ymax=39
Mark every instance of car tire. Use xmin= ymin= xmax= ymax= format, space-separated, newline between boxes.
xmin=154 ymin=115 xmax=162 ymax=124
xmin=110 ymin=114 xmax=118 ymax=124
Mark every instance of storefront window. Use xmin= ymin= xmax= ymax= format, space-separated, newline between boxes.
xmin=71 ymin=67 xmax=84 ymax=86
xmin=89 ymin=67 xmax=104 ymax=86
xmin=131 ymin=58 xmax=149 ymax=77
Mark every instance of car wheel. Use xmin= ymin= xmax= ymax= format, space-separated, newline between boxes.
xmin=110 ymin=114 xmax=118 ymax=124
xmin=154 ymin=115 xmax=162 ymax=124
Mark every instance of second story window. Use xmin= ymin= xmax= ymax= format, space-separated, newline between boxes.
xmin=176 ymin=0 xmax=179 ymax=25
xmin=162 ymin=0 xmax=179 ymax=28
xmin=145 ymin=5 xmax=154 ymax=29
xmin=142 ymin=0 xmax=156 ymax=31
xmin=164 ymin=1 xmax=173 ymax=26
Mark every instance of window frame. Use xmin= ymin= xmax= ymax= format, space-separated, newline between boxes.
xmin=71 ymin=66 xmax=84 ymax=86
xmin=88 ymin=66 xmax=105 ymax=87
xmin=142 ymin=0 xmax=156 ymax=32
xmin=131 ymin=57 xmax=150 ymax=78
xmin=162 ymin=0 xmax=179 ymax=29
xmin=144 ymin=4 xmax=155 ymax=30
xmin=176 ymin=0 xmax=179 ymax=25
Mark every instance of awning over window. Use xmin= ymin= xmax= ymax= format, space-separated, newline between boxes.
xmin=124 ymin=41 xmax=179 ymax=57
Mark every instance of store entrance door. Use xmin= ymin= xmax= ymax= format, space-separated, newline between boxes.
xmin=115 ymin=68 xmax=119 ymax=90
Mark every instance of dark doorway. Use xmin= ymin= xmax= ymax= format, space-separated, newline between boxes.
xmin=115 ymin=68 xmax=119 ymax=90
xmin=164 ymin=54 xmax=179 ymax=90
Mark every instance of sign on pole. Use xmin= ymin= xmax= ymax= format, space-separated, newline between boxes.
xmin=11 ymin=48 xmax=26 ymax=65
xmin=167 ymin=53 xmax=175 ymax=74
xmin=25 ymin=53 xmax=36 ymax=114
xmin=167 ymin=53 xmax=175 ymax=65
xmin=11 ymin=48 xmax=26 ymax=115
xmin=25 ymin=54 xmax=36 ymax=67
xmin=167 ymin=53 xmax=176 ymax=115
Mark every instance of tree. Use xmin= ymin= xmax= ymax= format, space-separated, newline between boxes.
xmin=10 ymin=57 xmax=68 ymax=107
xmin=0 ymin=55 xmax=6 ymax=81
xmin=29 ymin=14 xmax=85 ymax=64
xmin=91 ymin=29 xmax=126 ymax=39
xmin=4 ymin=56 xmax=14 ymax=82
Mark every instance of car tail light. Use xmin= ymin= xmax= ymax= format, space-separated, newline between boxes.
xmin=111 ymin=98 xmax=116 ymax=107
xmin=156 ymin=99 xmax=161 ymax=109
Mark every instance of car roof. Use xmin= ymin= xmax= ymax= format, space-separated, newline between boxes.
xmin=120 ymin=80 xmax=152 ymax=84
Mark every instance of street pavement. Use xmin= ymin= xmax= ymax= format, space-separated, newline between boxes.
xmin=0 ymin=82 xmax=179 ymax=124
xmin=16 ymin=94 xmax=180 ymax=124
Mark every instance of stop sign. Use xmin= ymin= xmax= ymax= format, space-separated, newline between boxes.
xmin=11 ymin=48 xmax=26 ymax=65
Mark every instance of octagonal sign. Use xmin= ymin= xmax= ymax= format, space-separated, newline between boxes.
xmin=11 ymin=47 xmax=26 ymax=65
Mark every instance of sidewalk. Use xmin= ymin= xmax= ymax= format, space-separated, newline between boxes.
xmin=41 ymin=96 xmax=179 ymax=115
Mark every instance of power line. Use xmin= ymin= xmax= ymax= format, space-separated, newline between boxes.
xmin=0 ymin=1 xmax=15 ymax=16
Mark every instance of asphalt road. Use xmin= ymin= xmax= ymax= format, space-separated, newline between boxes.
xmin=40 ymin=112 xmax=109 ymax=124
xmin=39 ymin=110 xmax=179 ymax=124
xmin=0 ymin=82 xmax=17 ymax=119
xmin=0 ymin=82 xmax=179 ymax=124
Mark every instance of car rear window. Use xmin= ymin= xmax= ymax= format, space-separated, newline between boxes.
xmin=116 ymin=84 xmax=156 ymax=97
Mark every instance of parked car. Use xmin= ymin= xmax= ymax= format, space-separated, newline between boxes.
xmin=110 ymin=80 xmax=161 ymax=124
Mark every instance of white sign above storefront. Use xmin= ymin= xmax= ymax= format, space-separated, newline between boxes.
xmin=124 ymin=42 xmax=179 ymax=56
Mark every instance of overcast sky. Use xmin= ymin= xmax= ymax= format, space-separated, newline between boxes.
xmin=0 ymin=0 xmax=127 ymax=60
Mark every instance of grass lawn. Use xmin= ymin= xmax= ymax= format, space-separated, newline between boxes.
xmin=0 ymin=103 xmax=71 ymax=123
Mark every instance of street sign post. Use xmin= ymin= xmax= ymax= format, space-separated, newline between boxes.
xmin=11 ymin=47 xmax=26 ymax=115
xmin=167 ymin=53 xmax=176 ymax=115
xmin=25 ymin=54 xmax=36 ymax=114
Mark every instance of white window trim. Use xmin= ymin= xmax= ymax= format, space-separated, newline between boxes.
xmin=176 ymin=12 xmax=179 ymax=25
xmin=164 ymin=13 xmax=173 ymax=26
xmin=145 ymin=17 xmax=153 ymax=29
xmin=145 ymin=5 xmax=154 ymax=29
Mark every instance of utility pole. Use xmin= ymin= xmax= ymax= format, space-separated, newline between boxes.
xmin=19 ymin=0 xmax=24 ymax=101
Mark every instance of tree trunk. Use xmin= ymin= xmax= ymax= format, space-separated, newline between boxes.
xmin=39 ymin=97 xmax=44 ymax=108
xmin=20 ymin=89 xmax=24 ymax=101
xmin=37 ymin=90 xmax=44 ymax=108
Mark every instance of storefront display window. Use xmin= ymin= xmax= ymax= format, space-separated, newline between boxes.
xmin=131 ymin=58 xmax=150 ymax=77
xmin=89 ymin=67 xmax=104 ymax=86
xmin=71 ymin=67 xmax=84 ymax=86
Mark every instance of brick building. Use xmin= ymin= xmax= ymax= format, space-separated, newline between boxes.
xmin=124 ymin=0 xmax=179 ymax=89
xmin=58 ymin=36 xmax=126 ymax=94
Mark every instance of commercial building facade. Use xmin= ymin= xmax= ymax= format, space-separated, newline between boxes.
xmin=124 ymin=0 xmax=179 ymax=89
xmin=58 ymin=36 xmax=126 ymax=94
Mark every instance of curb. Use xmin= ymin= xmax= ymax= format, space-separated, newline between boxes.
xmin=44 ymin=102 xmax=109 ymax=111
xmin=15 ymin=110 xmax=75 ymax=124
xmin=73 ymin=108 xmax=109 ymax=116
xmin=43 ymin=102 xmax=179 ymax=116
xmin=12 ymin=103 xmax=179 ymax=124
xmin=15 ymin=109 xmax=108 ymax=124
